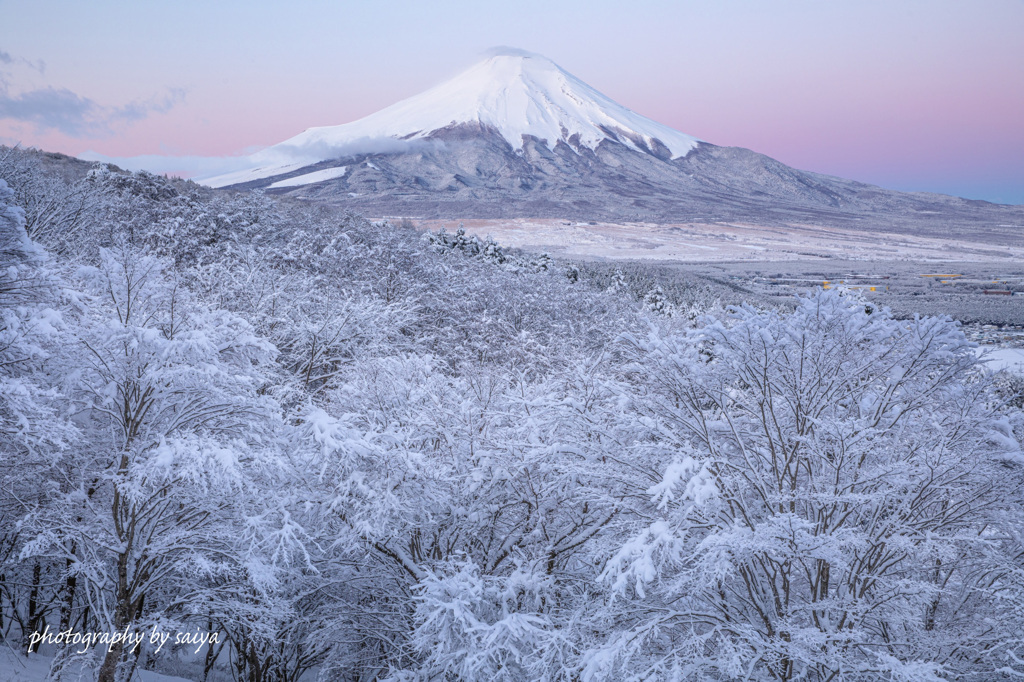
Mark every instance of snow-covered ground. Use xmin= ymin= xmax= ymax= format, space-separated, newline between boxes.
xmin=406 ymin=217 xmax=1024 ymax=263
xmin=268 ymin=165 xmax=348 ymax=188
xmin=0 ymin=649 xmax=191 ymax=682
xmin=978 ymin=346 xmax=1024 ymax=373
xmin=195 ymin=160 xmax=310 ymax=189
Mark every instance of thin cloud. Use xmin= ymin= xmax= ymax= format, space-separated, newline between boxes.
xmin=111 ymin=88 xmax=186 ymax=124
xmin=0 ymin=48 xmax=179 ymax=137
xmin=0 ymin=87 xmax=100 ymax=137
xmin=0 ymin=49 xmax=46 ymax=74
xmin=273 ymin=136 xmax=445 ymax=160
xmin=78 ymin=151 xmax=251 ymax=179
xmin=81 ymin=135 xmax=446 ymax=182
xmin=0 ymin=86 xmax=186 ymax=138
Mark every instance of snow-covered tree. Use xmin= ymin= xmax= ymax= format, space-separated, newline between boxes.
xmin=642 ymin=285 xmax=672 ymax=316
xmin=16 ymin=243 xmax=293 ymax=681
xmin=0 ymin=146 xmax=100 ymax=254
xmin=606 ymin=268 xmax=628 ymax=294
xmin=0 ymin=176 xmax=82 ymax=655
xmin=590 ymin=290 xmax=1024 ymax=681
xmin=3 ymin=155 xmax=1020 ymax=682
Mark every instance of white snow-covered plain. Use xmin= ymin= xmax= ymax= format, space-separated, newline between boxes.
xmin=267 ymin=166 xmax=348 ymax=189
xmin=405 ymin=217 xmax=1024 ymax=263
xmin=195 ymin=160 xmax=309 ymax=189
xmin=979 ymin=346 xmax=1024 ymax=373
xmin=200 ymin=49 xmax=700 ymax=188
xmin=0 ymin=649 xmax=190 ymax=682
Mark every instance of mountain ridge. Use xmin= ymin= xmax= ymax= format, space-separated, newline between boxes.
xmin=195 ymin=51 xmax=1022 ymax=239
xmin=200 ymin=50 xmax=701 ymax=188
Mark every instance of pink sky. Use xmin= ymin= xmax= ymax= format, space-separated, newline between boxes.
xmin=2 ymin=0 xmax=1022 ymax=203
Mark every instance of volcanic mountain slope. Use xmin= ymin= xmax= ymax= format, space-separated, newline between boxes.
xmin=200 ymin=50 xmax=1023 ymax=240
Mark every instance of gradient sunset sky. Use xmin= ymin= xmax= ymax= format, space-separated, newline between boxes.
xmin=1 ymin=0 xmax=1022 ymax=203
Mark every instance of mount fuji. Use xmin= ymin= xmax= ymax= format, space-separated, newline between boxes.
xmin=198 ymin=49 xmax=1022 ymax=237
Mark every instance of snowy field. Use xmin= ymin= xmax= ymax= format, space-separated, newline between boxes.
xmin=980 ymin=346 xmax=1024 ymax=373
xmin=407 ymin=217 xmax=1024 ymax=263
xmin=0 ymin=649 xmax=190 ymax=682
xmin=662 ymin=259 xmax=1024 ymax=326
xmin=268 ymin=165 xmax=348 ymax=189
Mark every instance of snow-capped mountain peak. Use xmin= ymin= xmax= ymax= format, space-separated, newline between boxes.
xmin=201 ymin=49 xmax=700 ymax=188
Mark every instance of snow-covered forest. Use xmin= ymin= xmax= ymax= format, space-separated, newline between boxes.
xmin=2 ymin=146 xmax=1023 ymax=681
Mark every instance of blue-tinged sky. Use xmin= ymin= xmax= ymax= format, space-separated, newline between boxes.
xmin=1 ymin=0 xmax=1022 ymax=203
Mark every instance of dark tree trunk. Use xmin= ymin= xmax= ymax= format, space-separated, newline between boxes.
xmin=26 ymin=562 xmax=42 ymax=652
xmin=59 ymin=543 xmax=77 ymax=631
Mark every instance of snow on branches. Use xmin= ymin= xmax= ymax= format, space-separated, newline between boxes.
xmin=1 ymin=153 xmax=1022 ymax=681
